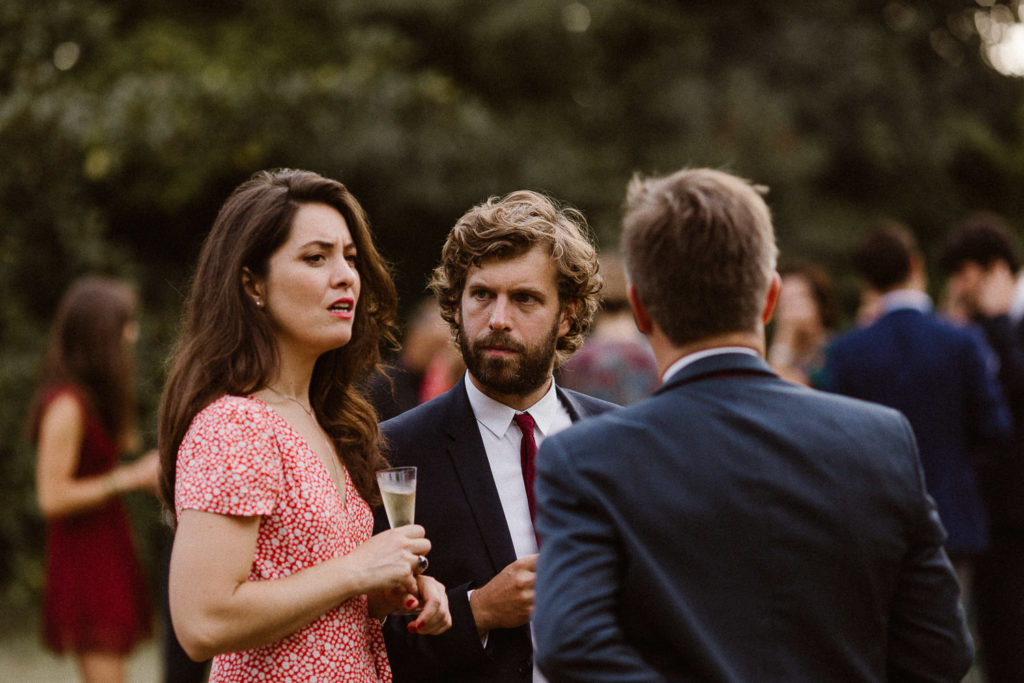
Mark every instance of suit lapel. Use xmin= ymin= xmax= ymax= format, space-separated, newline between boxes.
xmin=555 ymin=386 xmax=587 ymax=422
xmin=442 ymin=379 xmax=519 ymax=571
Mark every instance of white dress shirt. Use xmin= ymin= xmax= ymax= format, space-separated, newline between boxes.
xmin=463 ymin=372 xmax=573 ymax=683
xmin=464 ymin=372 xmax=572 ymax=559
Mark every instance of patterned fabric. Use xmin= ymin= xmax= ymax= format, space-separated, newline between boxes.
xmin=175 ymin=394 xmax=391 ymax=683
xmin=513 ymin=412 xmax=537 ymax=526
xmin=557 ymin=339 xmax=658 ymax=406
xmin=41 ymin=385 xmax=152 ymax=654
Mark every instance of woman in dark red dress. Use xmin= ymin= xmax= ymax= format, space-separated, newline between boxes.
xmin=28 ymin=276 xmax=161 ymax=683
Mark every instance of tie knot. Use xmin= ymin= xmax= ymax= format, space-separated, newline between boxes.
xmin=514 ymin=412 xmax=536 ymax=434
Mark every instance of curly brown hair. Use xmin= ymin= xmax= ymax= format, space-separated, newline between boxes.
xmin=428 ymin=190 xmax=601 ymax=368
xmin=157 ymin=169 xmax=398 ymax=517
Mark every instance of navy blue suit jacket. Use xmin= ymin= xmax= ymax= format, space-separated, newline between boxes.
xmin=824 ymin=306 xmax=1010 ymax=552
xmin=534 ymin=352 xmax=972 ymax=682
xmin=374 ymin=376 xmax=617 ymax=682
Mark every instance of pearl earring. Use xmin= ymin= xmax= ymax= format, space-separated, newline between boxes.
xmin=256 ymin=298 xmax=264 ymax=308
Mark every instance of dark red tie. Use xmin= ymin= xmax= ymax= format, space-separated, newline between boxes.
xmin=513 ymin=412 xmax=537 ymax=525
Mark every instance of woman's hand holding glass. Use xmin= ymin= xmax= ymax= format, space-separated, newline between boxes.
xmin=355 ymin=523 xmax=430 ymax=595
xmin=359 ymin=524 xmax=449 ymax=632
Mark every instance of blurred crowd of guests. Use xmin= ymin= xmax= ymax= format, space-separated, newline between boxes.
xmin=766 ymin=212 xmax=1024 ymax=682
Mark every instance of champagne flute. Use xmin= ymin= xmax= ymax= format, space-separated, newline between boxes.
xmin=376 ymin=466 xmax=417 ymax=528
xmin=376 ymin=466 xmax=421 ymax=614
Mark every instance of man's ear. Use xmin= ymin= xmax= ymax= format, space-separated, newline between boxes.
xmin=558 ymin=300 xmax=577 ymax=339
xmin=762 ymin=272 xmax=782 ymax=324
xmin=627 ymin=283 xmax=653 ymax=335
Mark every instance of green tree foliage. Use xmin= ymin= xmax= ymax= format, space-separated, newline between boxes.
xmin=3 ymin=0 xmax=1024 ymax=608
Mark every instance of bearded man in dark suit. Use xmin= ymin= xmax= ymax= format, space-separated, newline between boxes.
xmin=375 ymin=190 xmax=616 ymax=682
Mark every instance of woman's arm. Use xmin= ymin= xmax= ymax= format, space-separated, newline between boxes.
xmin=169 ymin=509 xmax=431 ymax=661
xmin=35 ymin=393 xmax=158 ymax=519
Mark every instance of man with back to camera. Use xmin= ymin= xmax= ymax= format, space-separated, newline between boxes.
xmin=374 ymin=189 xmax=617 ymax=682
xmin=532 ymin=168 xmax=973 ymax=682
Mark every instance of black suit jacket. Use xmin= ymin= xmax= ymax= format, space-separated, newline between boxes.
xmin=374 ymin=376 xmax=617 ymax=682
xmin=534 ymin=352 xmax=973 ymax=682
xmin=974 ymin=313 xmax=1024 ymax=530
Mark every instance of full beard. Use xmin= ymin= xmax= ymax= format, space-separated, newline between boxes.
xmin=458 ymin=318 xmax=560 ymax=397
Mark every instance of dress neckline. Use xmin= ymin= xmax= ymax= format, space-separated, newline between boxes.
xmin=247 ymin=394 xmax=350 ymax=511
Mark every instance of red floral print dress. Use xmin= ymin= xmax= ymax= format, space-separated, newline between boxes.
xmin=175 ymin=395 xmax=392 ymax=683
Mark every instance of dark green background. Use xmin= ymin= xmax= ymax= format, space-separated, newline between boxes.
xmin=3 ymin=0 xmax=1024 ymax=612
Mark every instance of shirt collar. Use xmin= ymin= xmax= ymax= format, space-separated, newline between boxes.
xmin=463 ymin=371 xmax=562 ymax=439
xmin=880 ymin=288 xmax=932 ymax=314
xmin=662 ymin=346 xmax=760 ymax=384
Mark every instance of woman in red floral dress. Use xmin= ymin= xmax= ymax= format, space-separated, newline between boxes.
xmin=158 ymin=169 xmax=451 ymax=682
xmin=29 ymin=276 xmax=161 ymax=683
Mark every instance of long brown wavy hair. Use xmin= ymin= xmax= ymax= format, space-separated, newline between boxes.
xmin=27 ymin=276 xmax=138 ymax=447
xmin=157 ymin=169 xmax=398 ymax=517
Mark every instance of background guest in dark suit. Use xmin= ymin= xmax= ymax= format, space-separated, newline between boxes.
xmin=824 ymin=222 xmax=1010 ymax=610
xmin=941 ymin=212 xmax=1024 ymax=683
xmin=375 ymin=190 xmax=616 ymax=682
xmin=533 ymin=168 xmax=973 ymax=682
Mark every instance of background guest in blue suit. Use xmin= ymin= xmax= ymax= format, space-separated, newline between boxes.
xmin=533 ymin=168 xmax=973 ymax=682
xmin=824 ymin=222 xmax=1011 ymax=607
xmin=375 ymin=190 xmax=617 ymax=682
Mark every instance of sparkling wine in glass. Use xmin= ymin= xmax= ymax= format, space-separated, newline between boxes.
xmin=376 ymin=466 xmax=417 ymax=528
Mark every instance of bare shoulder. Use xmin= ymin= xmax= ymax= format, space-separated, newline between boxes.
xmin=38 ymin=389 xmax=85 ymax=432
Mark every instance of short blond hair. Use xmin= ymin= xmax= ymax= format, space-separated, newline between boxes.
xmin=429 ymin=190 xmax=601 ymax=367
xmin=622 ymin=168 xmax=777 ymax=346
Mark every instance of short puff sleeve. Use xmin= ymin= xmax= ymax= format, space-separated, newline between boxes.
xmin=175 ymin=395 xmax=282 ymax=519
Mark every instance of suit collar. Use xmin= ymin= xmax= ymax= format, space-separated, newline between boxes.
xmin=439 ymin=377 xmax=520 ymax=570
xmin=554 ymin=384 xmax=592 ymax=421
xmin=655 ymin=351 xmax=775 ymax=396
xmin=662 ymin=346 xmax=760 ymax=384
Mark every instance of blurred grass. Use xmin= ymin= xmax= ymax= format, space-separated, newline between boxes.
xmin=0 ymin=606 xmax=160 ymax=682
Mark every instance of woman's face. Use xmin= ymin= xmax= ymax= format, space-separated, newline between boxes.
xmin=249 ymin=202 xmax=361 ymax=361
xmin=777 ymin=274 xmax=820 ymax=326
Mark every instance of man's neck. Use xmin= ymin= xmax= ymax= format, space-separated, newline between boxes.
xmin=467 ymin=373 xmax=554 ymax=412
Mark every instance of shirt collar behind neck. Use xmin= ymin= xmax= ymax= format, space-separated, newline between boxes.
xmin=662 ymin=346 xmax=760 ymax=384
xmin=880 ymin=289 xmax=932 ymax=314
xmin=463 ymin=371 xmax=561 ymax=439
